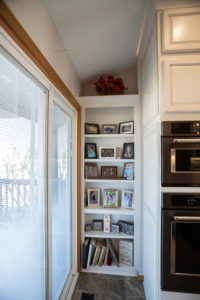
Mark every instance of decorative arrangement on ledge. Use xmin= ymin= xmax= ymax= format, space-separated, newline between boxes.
xmin=94 ymin=76 xmax=127 ymax=95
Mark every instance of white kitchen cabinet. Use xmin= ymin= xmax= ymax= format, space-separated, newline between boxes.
xmin=162 ymin=56 xmax=200 ymax=113
xmin=79 ymin=95 xmax=141 ymax=276
xmin=162 ymin=7 xmax=200 ymax=53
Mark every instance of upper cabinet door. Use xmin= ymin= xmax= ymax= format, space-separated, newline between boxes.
xmin=162 ymin=7 xmax=200 ymax=53
xmin=163 ymin=56 xmax=200 ymax=113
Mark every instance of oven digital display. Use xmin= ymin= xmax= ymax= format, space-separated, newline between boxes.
xmin=171 ymin=122 xmax=200 ymax=135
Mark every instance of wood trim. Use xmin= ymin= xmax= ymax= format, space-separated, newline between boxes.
xmin=0 ymin=0 xmax=81 ymax=272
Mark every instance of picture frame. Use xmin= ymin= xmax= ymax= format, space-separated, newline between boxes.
xmin=102 ymin=124 xmax=117 ymax=134
xmin=88 ymin=188 xmax=100 ymax=207
xmin=85 ymin=123 xmax=99 ymax=134
xmin=104 ymin=214 xmax=110 ymax=233
xmin=116 ymin=147 xmax=121 ymax=159
xmin=103 ymin=189 xmax=118 ymax=207
xmin=122 ymin=143 xmax=134 ymax=159
xmin=101 ymin=166 xmax=117 ymax=178
xmin=99 ymin=147 xmax=116 ymax=159
xmin=93 ymin=220 xmax=103 ymax=231
xmin=123 ymin=163 xmax=134 ymax=180
xmin=85 ymin=163 xmax=98 ymax=178
xmin=121 ymin=190 xmax=135 ymax=209
xmin=85 ymin=143 xmax=97 ymax=159
xmin=119 ymin=121 xmax=134 ymax=134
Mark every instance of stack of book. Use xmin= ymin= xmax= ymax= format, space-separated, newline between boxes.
xmin=82 ymin=238 xmax=119 ymax=269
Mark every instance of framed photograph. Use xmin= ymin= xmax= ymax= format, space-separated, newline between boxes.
xmin=101 ymin=166 xmax=117 ymax=178
xmin=123 ymin=163 xmax=134 ymax=180
xmin=85 ymin=143 xmax=97 ymax=159
xmin=85 ymin=163 xmax=98 ymax=178
xmin=121 ymin=190 xmax=135 ymax=209
xmin=88 ymin=188 xmax=100 ymax=207
xmin=102 ymin=124 xmax=117 ymax=134
xmin=93 ymin=220 xmax=103 ymax=231
xmin=104 ymin=214 xmax=110 ymax=233
xmin=122 ymin=143 xmax=134 ymax=159
xmin=103 ymin=189 xmax=118 ymax=207
xmin=119 ymin=121 xmax=134 ymax=134
xmin=85 ymin=123 xmax=99 ymax=134
xmin=99 ymin=147 xmax=116 ymax=159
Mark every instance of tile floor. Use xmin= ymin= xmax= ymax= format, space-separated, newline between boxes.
xmin=72 ymin=273 xmax=146 ymax=300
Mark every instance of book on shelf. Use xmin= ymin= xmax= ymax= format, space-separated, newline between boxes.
xmin=119 ymin=240 xmax=134 ymax=266
xmin=103 ymin=246 xmax=109 ymax=266
xmin=87 ymin=238 xmax=96 ymax=268
xmin=92 ymin=241 xmax=102 ymax=266
xmin=106 ymin=238 xmax=119 ymax=267
xmin=98 ymin=242 xmax=107 ymax=266
xmin=82 ymin=238 xmax=90 ymax=269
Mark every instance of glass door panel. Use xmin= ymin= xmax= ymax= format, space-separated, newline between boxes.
xmin=52 ymin=104 xmax=72 ymax=300
xmin=0 ymin=49 xmax=47 ymax=300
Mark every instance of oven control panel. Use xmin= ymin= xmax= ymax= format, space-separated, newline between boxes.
xmin=162 ymin=193 xmax=200 ymax=209
xmin=162 ymin=121 xmax=200 ymax=136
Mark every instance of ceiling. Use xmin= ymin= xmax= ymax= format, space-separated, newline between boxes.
xmin=43 ymin=0 xmax=147 ymax=82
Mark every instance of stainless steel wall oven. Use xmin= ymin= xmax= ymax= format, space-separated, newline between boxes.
xmin=161 ymin=193 xmax=200 ymax=294
xmin=162 ymin=121 xmax=200 ymax=186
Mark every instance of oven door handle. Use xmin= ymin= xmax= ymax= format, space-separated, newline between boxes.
xmin=172 ymin=138 xmax=200 ymax=144
xmin=173 ymin=216 xmax=200 ymax=221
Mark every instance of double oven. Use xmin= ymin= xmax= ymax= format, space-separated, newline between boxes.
xmin=161 ymin=121 xmax=200 ymax=294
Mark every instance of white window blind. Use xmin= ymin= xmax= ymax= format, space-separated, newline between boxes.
xmin=0 ymin=48 xmax=47 ymax=300
xmin=52 ymin=103 xmax=72 ymax=299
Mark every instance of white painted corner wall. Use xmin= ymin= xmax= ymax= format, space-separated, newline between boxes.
xmin=5 ymin=0 xmax=82 ymax=98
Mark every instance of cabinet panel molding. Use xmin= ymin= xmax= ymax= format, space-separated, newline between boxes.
xmin=163 ymin=57 xmax=200 ymax=113
xmin=162 ymin=7 xmax=200 ymax=53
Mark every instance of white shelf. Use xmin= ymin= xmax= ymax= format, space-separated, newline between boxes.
xmin=84 ymin=159 xmax=135 ymax=163
xmin=84 ymin=230 xmax=134 ymax=239
xmin=82 ymin=264 xmax=136 ymax=277
xmin=84 ymin=179 xmax=134 ymax=183
xmin=85 ymin=134 xmax=134 ymax=138
xmin=84 ymin=206 xmax=135 ymax=215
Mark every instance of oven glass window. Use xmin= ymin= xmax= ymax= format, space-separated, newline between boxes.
xmin=173 ymin=150 xmax=200 ymax=172
xmin=172 ymin=222 xmax=200 ymax=275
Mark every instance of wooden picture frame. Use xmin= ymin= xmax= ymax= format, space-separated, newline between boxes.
xmin=119 ymin=121 xmax=134 ymax=134
xmin=103 ymin=189 xmax=118 ymax=207
xmin=101 ymin=166 xmax=117 ymax=178
xmin=102 ymin=124 xmax=117 ymax=134
xmin=99 ymin=147 xmax=116 ymax=159
xmin=85 ymin=123 xmax=99 ymax=134
xmin=122 ymin=143 xmax=134 ymax=159
xmin=123 ymin=163 xmax=134 ymax=180
xmin=85 ymin=163 xmax=98 ymax=178
xmin=85 ymin=143 xmax=97 ymax=159
xmin=88 ymin=188 xmax=100 ymax=207
xmin=121 ymin=190 xmax=135 ymax=209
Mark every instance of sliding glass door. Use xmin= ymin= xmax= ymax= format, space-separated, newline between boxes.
xmin=51 ymin=103 xmax=72 ymax=300
xmin=0 ymin=44 xmax=75 ymax=300
xmin=0 ymin=49 xmax=47 ymax=299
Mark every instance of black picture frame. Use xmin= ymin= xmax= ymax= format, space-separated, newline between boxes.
xmin=119 ymin=121 xmax=134 ymax=134
xmin=85 ymin=143 xmax=97 ymax=159
xmin=122 ymin=143 xmax=134 ymax=159
xmin=85 ymin=123 xmax=99 ymax=134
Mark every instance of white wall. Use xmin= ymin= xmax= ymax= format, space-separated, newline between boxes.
xmin=82 ymin=68 xmax=138 ymax=96
xmin=5 ymin=0 xmax=82 ymax=98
